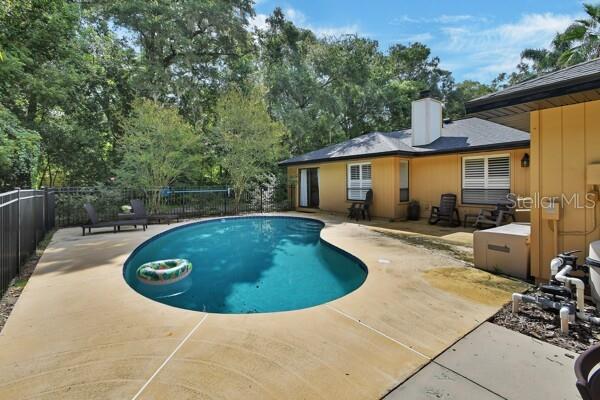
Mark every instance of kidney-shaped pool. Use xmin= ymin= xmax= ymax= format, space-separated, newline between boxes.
xmin=123 ymin=216 xmax=367 ymax=313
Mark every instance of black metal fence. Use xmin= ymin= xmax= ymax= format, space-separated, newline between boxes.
xmin=0 ymin=188 xmax=55 ymax=297
xmin=53 ymin=185 xmax=296 ymax=227
xmin=0 ymin=184 xmax=295 ymax=296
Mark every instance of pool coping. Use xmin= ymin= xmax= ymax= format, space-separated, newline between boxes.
xmin=0 ymin=212 xmax=513 ymax=399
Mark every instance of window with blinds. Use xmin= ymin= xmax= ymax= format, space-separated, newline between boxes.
xmin=347 ymin=162 xmax=372 ymax=200
xmin=399 ymin=160 xmax=409 ymax=202
xmin=462 ymin=155 xmax=510 ymax=204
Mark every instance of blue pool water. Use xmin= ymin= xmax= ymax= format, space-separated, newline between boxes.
xmin=123 ymin=216 xmax=367 ymax=313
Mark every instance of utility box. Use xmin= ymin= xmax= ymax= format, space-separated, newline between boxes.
xmin=474 ymin=223 xmax=531 ymax=280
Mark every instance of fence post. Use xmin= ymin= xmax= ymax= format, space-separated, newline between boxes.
xmin=224 ymin=189 xmax=228 ymax=216
xmin=42 ymin=186 xmax=47 ymax=233
xmin=15 ymin=187 xmax=21 ymax=275
xmin=260 ymin=187 xmax=264 ymax=213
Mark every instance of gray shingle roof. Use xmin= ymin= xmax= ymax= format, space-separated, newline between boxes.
xmin=280 ymin=117 xmax=529 ymax=165
xmin=467 ymin=58 xmax=600 ymax=109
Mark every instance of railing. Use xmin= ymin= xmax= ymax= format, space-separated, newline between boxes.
xmin=54 ymin=185 xmax=297 ymax=227
xmin=0 ymin=184 xmax=296 ymax=297
xmin=0 ymin=188 xmax=55 ymax=297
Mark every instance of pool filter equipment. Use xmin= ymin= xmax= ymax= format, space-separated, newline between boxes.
xmin=586 ymin=240 xmax=600 ymax=308
xmin=512 ymin=249 xmax=600 ymax=334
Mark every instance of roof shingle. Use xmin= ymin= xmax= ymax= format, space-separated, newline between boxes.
xmin=280 ymin=117 xmax=529 ymax=165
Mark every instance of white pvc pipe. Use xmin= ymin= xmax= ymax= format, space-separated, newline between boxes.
xmin=577 ymin=312 xmax=600 ymax=325
xmin=554 ymin=265 xmax=585 ymax=312
xmin=560 ymin=306 xmax=570 ymax=334
xmin=512 ymin=293 xmax=522 ymax=313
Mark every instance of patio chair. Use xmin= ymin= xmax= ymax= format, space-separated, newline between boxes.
xmin=428 ymin=193 xmax=460 ymax=227
xmin=82 ymin=203 xmax=147 ymax=236
xmin=575 ymin=343 xmax=600 ymax=400
xmin=473 ymin=194 xmax=517 ymax=228
xmin=130 ymin=199 xmax=179 ymax=225
xmin=347 ymin=189 xmax=373 ymax=221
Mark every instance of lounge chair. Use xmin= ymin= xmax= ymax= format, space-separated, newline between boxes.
xmin=347 ymin=189 xmax=373 ymax=221
xmin=130 ymin=199 xmax=179 ymax=225
xmin=575 ymin=343 xmax=600 ymax=400
xmin=473 ymin=194 xmax=517 ymax=228
xmin=428 ymin=193 xmax=460 ymax=226
xmin=82 ymin=203 xmax=147 ymax=236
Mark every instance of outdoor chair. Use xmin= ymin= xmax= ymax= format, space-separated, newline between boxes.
xmin=130 ymin=199 xmax=179 ymax=225
xmin=473 ymin=194 xmax=517 ymax=228
xmin=82 ymin=203 xmax=147 ymax=236
xmin=575 ymin=343 xmax=600 ymax=400
xmin=428 ymin=193 xmax=461 ymax=226
xmin=347 ymin=189 xmax=373 ymax=221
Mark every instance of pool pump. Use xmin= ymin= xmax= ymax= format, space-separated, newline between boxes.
xmin=512 ymin=248 xmax=600 ymax=335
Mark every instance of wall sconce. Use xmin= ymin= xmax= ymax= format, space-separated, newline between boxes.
xmin=521 ymin=153 xmax=530 ymax=168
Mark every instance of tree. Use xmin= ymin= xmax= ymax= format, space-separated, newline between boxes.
xmin=554 ymin=3 xmax=600 ymax=66
xmin=115 ymin=99 xmax=203 ymax=211
xmin=214 ymin=88 xmax=285 ymax=210
xmin=0 ymin=106 xmax=41 ymax=189
xmin=92 ymin=0 xmax=256 ymax=126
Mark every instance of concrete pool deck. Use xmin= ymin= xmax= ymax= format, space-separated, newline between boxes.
xmin=0 ymin=213 xmax=525 ymax=399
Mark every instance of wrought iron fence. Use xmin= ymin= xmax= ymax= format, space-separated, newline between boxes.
xmin=0 ymin=184 xmax=296 ymax=297
xmin=54 ymin=185 xmax=296 ymax=227
xmin=0 ymin=188 xmax=55 ymax=297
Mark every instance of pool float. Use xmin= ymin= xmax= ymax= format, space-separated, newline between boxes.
xmin=136 ymin=259 xmax=192 ymax=284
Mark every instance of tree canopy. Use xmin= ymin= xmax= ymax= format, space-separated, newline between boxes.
xmin=0 ymin=0 xmax=596 ymax=190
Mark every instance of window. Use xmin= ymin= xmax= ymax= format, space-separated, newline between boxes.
xmin=347 ymin=162 xmax=371 ymax=200
xmin=462 ymin=155 xmax=510 ymax=204
xmin=400 ymin=160 xmax=409 ymax=202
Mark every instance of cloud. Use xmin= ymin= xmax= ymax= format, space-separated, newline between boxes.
xmin=284 ymin=7 xmax=361 ymax=37
xmin=435 ymin=12 xmax=577 ymax=81
xmin=390 ymin=14 xmax=487 ymax=25
xmin=248 ymin=13 xmax=269 ymax=31
xmin=395 ymin=32 xmax=434 ymax=43
xmin=249 ymin=7 xmax=361 ymax=38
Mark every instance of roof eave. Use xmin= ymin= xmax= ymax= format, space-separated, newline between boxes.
xmin=278 ymin=140 xmax=530 ymax=166
xmin=466 ymin=74 xmax=600 ymax=114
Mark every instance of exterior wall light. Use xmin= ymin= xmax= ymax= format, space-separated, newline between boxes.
xmin=521 ymin=153 xmax=530 ymax=168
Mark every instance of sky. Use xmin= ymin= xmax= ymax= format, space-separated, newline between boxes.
xmin=252 ymin=0 xmax=586 ymax=83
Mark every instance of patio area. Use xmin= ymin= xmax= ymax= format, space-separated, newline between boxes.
xmin=0 ymin=213 xmax=525 ymax=399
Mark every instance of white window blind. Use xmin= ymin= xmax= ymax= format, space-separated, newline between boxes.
xmin=462 ymin=155 xmax=510 ymax=204
xmin=347 ymin=162 xmax=372 ymax=200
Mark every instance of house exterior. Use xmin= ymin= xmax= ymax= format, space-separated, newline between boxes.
xmin=280 ymin=95 xmax=531 ymax=221
xmin=466 ymin=58 xmax=600 ymax=282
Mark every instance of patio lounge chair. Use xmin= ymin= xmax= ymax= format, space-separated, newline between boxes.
xmin=575 ymin=343 xmax=600 ymax=400
xmin=473 ymin=194 xmax=517 ymax=228
xmin=130 ymin=199 xmax=179 ymax=225
xmin=428 ymin=193 xmax=460 ymax=226
xmin=347 ymin=189 xmax=373 ymax=221
xmin=82 ymin=203 xmax=147 ymax=236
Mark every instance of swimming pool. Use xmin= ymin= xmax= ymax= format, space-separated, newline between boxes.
xmin=123 ymin=216 xmax=367 ymax=313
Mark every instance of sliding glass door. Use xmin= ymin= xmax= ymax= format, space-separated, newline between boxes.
xmin=299 ymin=168 xmax=319 ymax=208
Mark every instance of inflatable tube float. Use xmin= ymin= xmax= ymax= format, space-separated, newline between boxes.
xmin=136 ymin=259 xmax=192 ymax=284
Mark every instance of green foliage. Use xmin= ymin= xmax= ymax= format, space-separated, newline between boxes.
xmin=2 ymin=1 xmax=594 ymax=193
xmin=116 ymin=99 xmax=202 ymax=191
xmin=214 ymin=87 xmax=285 ymax=207
xmin=0 ymin=106 xmax=41 ymax=189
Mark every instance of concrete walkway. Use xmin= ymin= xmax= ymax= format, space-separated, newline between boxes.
xmin=0 ymin=214 xmax=525 ymax=399
xmin=386 ymin=322 xmax=581 ymax=400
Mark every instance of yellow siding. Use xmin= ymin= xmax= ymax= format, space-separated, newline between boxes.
xmin=287 ymin=147 xmax=530 ymax=221
xmin=410 ymin=149 xmax=530 ymax=220
xmin=531 ymin=100 xmax=600 ymax=281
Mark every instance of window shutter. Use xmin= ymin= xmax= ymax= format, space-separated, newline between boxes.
xmin=463 ymin=158 xmax=485 ymax=189
xmin=487 ymin=156 xmax=510 ymax=189
xmin=462 ymin=155 xmax=510 ymax=204
xmin=347 ymin=163 xmax=372 ymax=200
